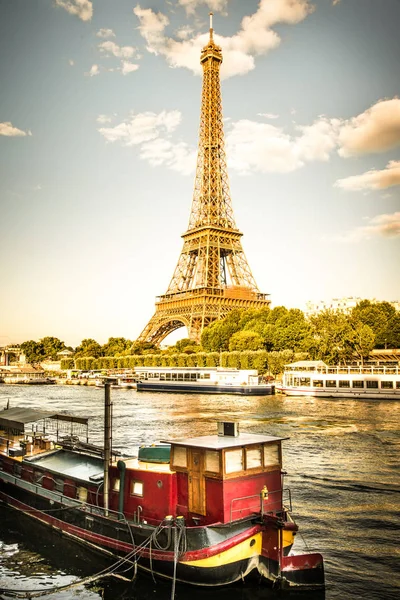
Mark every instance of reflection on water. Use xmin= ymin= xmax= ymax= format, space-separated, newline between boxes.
xmin=0 ymin=385 xmax=399 ymax=600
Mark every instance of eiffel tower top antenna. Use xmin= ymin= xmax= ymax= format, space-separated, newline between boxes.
xmin=137 ymin=13 xmax=270 ymax=345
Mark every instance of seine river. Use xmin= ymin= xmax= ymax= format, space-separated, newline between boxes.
xmin=0 ymin=385 xmax=399 ymax=600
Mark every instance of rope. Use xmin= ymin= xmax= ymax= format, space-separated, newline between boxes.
xmin=0 ymin=516 xmax=188 ymax=599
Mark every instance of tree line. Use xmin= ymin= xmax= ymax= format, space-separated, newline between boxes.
xmin=17 ymin=300 xmax=400 ymax=368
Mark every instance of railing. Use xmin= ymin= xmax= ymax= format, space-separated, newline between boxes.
xmin=288 ymin=365 xmax=399 ymax=375
xmin=0 ymin=469 xmax=125 ymax=522
xmin=229 ymin=487 xmax=292 ymax=523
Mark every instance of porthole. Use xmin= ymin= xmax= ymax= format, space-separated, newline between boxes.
xmin=157 ymin=480 xmax=163 ymax=488
xmin=250 ymin=538 xmax=256 ymax=547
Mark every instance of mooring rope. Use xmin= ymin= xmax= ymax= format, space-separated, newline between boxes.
xmin=0 ymin=516 xmax=188 ymax=600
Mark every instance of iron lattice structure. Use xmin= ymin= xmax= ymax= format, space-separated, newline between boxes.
xmin=138 ymin=18 xmax=270 ymax=345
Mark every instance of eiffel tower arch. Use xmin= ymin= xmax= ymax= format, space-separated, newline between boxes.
xmin=138 ymin=15 xmax=270 ymax=346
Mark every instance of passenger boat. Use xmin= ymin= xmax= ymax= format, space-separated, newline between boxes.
xmin=277 ymin=360 xmax=400 ymax=399
xmin=0 ymin=390 xmax=324 ymax=591
xmin=135 ymin=367 xmax=274 ymax=396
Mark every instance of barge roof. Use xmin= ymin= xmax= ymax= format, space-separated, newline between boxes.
xmin=161 ymin=432 xmax=287 ymax=450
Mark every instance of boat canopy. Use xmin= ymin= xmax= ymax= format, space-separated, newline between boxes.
xmin=285 ymin=361 xmax=327 ymax=369
xmin=0 ymin=406 xmax=88 ymax=434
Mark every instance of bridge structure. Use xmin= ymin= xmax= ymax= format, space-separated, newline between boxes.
xmin=138 ymin=14 xmax=270 ymax=345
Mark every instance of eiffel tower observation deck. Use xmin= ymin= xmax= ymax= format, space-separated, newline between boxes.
xmin=138 ymin=14 xmax=270 ymax=345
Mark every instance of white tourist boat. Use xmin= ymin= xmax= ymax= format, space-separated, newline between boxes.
xmin=134 ymin=367 xmax=275 ymax=395
xmin=277 ymin=360 xmax=400 ymax=399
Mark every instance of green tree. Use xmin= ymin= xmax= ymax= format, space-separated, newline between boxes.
xmin=20 ymin=340 xmax=45 ymax=363
xmin=351 ymin=300 xmax=396 ymax=348
xmin=40 ymin=337 xmax=67 ymax=360
xmin=309 ymin=310 xmax=355 ymax=363
xmin=266 ymin=350 xmax=294 ymax=377
xmin=273 ymin=309 xmax=312 ymax=352
xmin=130 ymin=341 xmax=158 ymax=355
xmin=229 ymin=330 xmax=264 ymax=351
xmin=384 ymin=313 xmax=400 ymax=348
xmin=74 ymin=339 xmax=103 ymax=358
xmin=201 ymin=309 xmax=244 ymax=351
xmin=102 ymin=337 xmax=132 ymax=357
xmin=348 ymin=323 xmax=375 ymax=363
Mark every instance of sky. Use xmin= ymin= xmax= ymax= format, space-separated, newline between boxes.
xmin=0 ymin=0 xmax=399 ymax=349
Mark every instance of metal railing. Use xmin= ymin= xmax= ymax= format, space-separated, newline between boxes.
xmin=229 ymin=487 xmax=292 ymax=523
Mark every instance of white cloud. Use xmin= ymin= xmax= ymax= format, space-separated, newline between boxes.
xmin=335 ymin=161 xmax=400 ymax=191
xmin=226 ymin=119 xmax=301 ymax=173
xmin=225 ymin=116 xmax=340 ymax=174
xmin=338 ymin=98 xmax=400 ymax=157
xmin=140 ymin=138 xmax=196 ymax=174
xmin=295 ymin=117 xmax=341 ymax=162
xmin=133 ymin=0 xmax=314 ymax=79
xmin=176 ymin=26 xmax=195 ymax=40
xmin=98 ymin=110 xmax=182 ymax=146
xmin=177 ymin=0 xmax=229 ymax=16
xmin=97 ymin=114 xmax=113 ymax=124
xmin=86 ymin=64 xmax=99 ymax=77
xmin=224 ymin=98 xmax=400 ymax=174
xmin=0 ymin=122 xmax=31 ymax=137
xmin=98 ymin=110 xmax=196 ymax=174
xmin=68 ymin=59 xmax=74 ymax=66
xmin=55 ymin=0 xmax=92 ymax=22
xmin=96 ymin=28 xmax=115 ymax=38
xmin=339 ymin=212 xmax=400 ymax=242
xmin=258 ymin=112 xmax=279 ymax=119
xmin=99 ymin=41 xmax=136 ymax=59
xmin=120 ymin=61 xmax=140 ymax=75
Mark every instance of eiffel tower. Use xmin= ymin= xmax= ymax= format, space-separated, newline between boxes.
xmin=138 ymin=14 xmax=270 ymax=345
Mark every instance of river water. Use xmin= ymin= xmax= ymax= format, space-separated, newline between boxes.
xmin=0 ymin=385 xmax=398 ymax=600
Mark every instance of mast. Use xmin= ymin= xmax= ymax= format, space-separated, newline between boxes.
xmin=103 ymin=382 xmax=112 ymax=515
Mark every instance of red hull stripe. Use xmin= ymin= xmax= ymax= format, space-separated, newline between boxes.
xmin=1 ymin=491 xmax=263 ymax=562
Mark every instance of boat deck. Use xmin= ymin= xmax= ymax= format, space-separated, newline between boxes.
xmin=26 ymin=449 xmax=104 ymax=483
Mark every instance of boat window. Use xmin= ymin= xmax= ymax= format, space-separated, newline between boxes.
xmin=366 ymin=381 xmax=378 ymax=389
xmin=203 ymin=374 xmax=211 ymax=380
xmin=178 ymin=373 xmax=184 ymax=380
xmin=263 ymin=443 xmax=280 ymax=467
xmin=13 ymin=463 xmax=22 ymax=478
xmin=326 ymin=380 xmax=336 ymax=387
xmin=205 ymin=450 xmax=220 ymax=473
xmin=339 ymin=380 xmax=350 ymax=388
xmin=294 ymin=377 xmax=310 ymax=386
xmin=173 ymin=446 xmax=187 ymax=468
xmin=131 ymin=480 xmax=144 ymax=497
xmin=352 ymin=381 xmax=364 ymax=388
xmin=166 ymin=373 xmax=171 ymax=380
xmin=160 ymin=374 xmax=165 ymax=380
xmin=191 ymin=373 xmax=197 ymax=380
xmin=381 ymin=381 xmax=393 ymax=389
xmin=312 ymin=380 xmax=324 ymax=387
xmin=184 ymin=373 xmax=190 ymax=380
xmin=246 ymin=447 xmax=262 ymax=469
xmin=396 ymin=382 xmax=400 ymax=389
xmin=225 ymin=449 xmax=243 ymax=474
xmin=113 ymin=478 xmax=120 ymax=491
xmin=172 ymin=373 xmax=177 ymax=380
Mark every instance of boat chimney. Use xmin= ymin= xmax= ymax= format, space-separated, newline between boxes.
xmin=103 ymin=382 xmax=112 ymax=515
xmin=218 ymin=421 xmax=239 ymax=437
